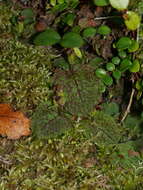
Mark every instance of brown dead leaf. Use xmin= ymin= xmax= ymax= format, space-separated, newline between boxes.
xmin=0 ymin=104 xmax=31 ymax=139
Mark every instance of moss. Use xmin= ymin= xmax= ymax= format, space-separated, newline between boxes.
xmin=0 ymin=38 xmax=52 ymax=114
xmin=0 ymin=123 xmax=143 ymax=190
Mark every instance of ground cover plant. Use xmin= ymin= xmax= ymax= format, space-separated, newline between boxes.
xmin=0 ymin=0 xmax=143 ymax=189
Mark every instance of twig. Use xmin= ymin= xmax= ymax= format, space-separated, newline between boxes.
xmin=121 ymin=88 xmax=135 ymax=123
xmin=94 ymin=16 xmax=120 ymax=20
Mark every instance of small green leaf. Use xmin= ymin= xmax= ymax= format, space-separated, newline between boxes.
xmin=97 ymin=25 xmax=111 ymax=35
xmin=93 ymin=0 xmax=109 ymax=6
xmin=128 ymin=40 xmax=139 ymax=52
xmin=109 ymin=0 xmax=129 ymax=10
xmin=106 ymin=63 xmax=115 ymax=71
xmin=135 ymin=80 xmax=142 ymax=90
xmin=73 ymin=48 xmax=82 ymax=58
xmin=119 ymin=58 xmax=132 ymax=72
xmin=95 ymin=68 xmax=107 ymax=78
xmin=112 ymin=70 xmax=121 ymax=80
xmin=82 ymin=27 xmax=96 ymax=38
xmin=118 ymin=51 xmax=127 ymax=58
xmin=63 ymin=13 xmax=76 ymax=26
xmin=111 ymin=57 xmax=120 ymax=65
xmin=116 ymin=37 xmax=132 ymax=50
xmin=124 ymin=11 xmax=141 ymax=31
xmin=102 ymin=75 xmax=113 ymax=86
xmin=129 ymin=60 xmax=140 ymax=73
xmin=60 ymin=32 xmax=84 ymax=48
xmin=33 ymin=29 xmax=61 ymax=46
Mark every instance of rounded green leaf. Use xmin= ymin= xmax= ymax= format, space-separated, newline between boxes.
xmin=82 ymin=27 xmax=96 ymax=38
xmin=128 ymin=40 xmax=139 ymax=52
xmin=112 ymin=70 xmax=121 ymax=80
xmin=95 ymin=68 xmax=107 ymax=78
xmin=106 ymin=63 xmax=115 ymax=71
xmin=109 ymin=0 xmax=129 ymax=10
xmin=93 ymin=0 xmax=109 ymax=6
xmin=129 ymin=59 xmax=140 ymax=73
xmin=33 ymin=29 xmax=61 ymax=46
xmin=102 ymin=75 xmax=113 ymax=86
xmin=119 ymin=58 xmax=132 ymax=72
xmin=116 ymin=37 xmax=132 ymax=50
xmin=111 ymin=57 xmax=120 ymax=65
xmin=97 ymin=25 xmax=111 ymax=35
xmin=60 ymin=32 xmax=84 ymax=48
xmin=124 ymin=11 xmax=140 ymax=31
xmin=118 ymin=51 xmax=127 ymax=58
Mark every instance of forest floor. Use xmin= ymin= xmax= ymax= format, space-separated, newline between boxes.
xmin=0 ymin=0 xmax=143 ymax=189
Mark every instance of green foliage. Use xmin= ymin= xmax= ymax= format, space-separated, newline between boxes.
xmin=60 ymin=32 xmax=84 ymax=48
xmin=119 ymin=58 xmax=132 ymax=72
xmin=106 ymin=62 xmax=115 ymax=71
xmin=82 ymin=27 xmax=96 ymax=38
xmin=33 ymin=29 xmax=61 ymax=46
xmin=93 ymin=0 xmax=110 ymax=6
xmin=97 ymin=25 xmax=111 ymax=35
xmin=0 ymin=39 xmax=51 ymax=113
xmin=115 ymin=37 xmax=132 ymax=50
xmin=124 ymin=11 xmax=141 ymax=31
xmin=109 ymin=0 xmax=129 ymax=10
xmin=129 ymin=59 xmax=140 ymax=72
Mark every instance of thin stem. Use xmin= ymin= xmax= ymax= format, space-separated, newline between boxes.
xmin=94 ymin=16 xmax=120 ymax=20
xmin=121 ymin=88 xmax=135 ymax=123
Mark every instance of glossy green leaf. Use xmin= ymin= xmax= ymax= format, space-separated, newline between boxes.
xmin=124 ymin=11 xmax=140 ymax=31
xmin=118 ymin=51 xmax=127 ymax=58
xmin=60 ymin=32 xmax=84 ymax=48
xmin=33 ymin=29 xmax=61 ymax=46
xmin=93 ymin=0 xmax=109 ymax=6
xmin=116 ymin=37 xmax=132 ymax=50
xmin=112 ymin=70 xmax=121 ymax=80
xmin=112 ymin=57 xmax=120 ymax=65
xmin=106 ymin=63 xmax=115 ymax=71
xmin=119 ymin=58 xmax=132 ymax=72
xmin=128 ymin=40 xmax=139 ymax=52
xmin=102 ymin=75 xmax=113 ymax=86
xmin=109 ymin=0 xmax=129 ymax=10
xmin=129 ymin=60 xmax=140 ymax=73
xmin=82 ymin=27 xmax=96 ymax=38
xmin=97 ymin=25 xmax=111 ymax=35
xmin=95 ymin=68 xmax=107 ymax=78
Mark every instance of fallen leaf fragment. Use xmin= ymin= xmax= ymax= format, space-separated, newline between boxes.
xmin=0 ymin=104 xmax=31 ymax=139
